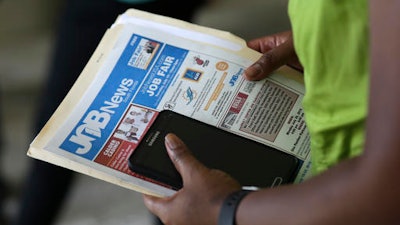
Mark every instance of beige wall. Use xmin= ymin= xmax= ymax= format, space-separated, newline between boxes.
xmin=0 ymin=0 xmax=63 ymax=91
xmin=0 ymin=0 xmax=63 ymax=40
xmin=194 ymin=0 xmax=290 ymax=40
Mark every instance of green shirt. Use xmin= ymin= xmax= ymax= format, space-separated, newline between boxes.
xmin=288 ymin=0 xmax=369 ymax=174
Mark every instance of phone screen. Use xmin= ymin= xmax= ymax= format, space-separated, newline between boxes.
xmin=128 ymin=110 xmax=299 ymax=190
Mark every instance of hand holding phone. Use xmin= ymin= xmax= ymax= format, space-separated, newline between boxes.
xmin=128 ymin=110 xmax=299 ymax=190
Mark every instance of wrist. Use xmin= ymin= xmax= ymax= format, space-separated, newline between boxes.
xmin=218 ymin=189 xmax=253 ymax=225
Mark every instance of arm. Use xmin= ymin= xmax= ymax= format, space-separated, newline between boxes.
xmin=143 ymin=2 xmax=400 ymax=224
xmin=237 ymin=1 xmax=400 ymax=224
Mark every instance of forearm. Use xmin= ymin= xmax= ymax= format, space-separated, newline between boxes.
xmin=236 ymin=154 xmax=399 ymax=225
xmin=236 ymin=1 xmax=400 ymax=224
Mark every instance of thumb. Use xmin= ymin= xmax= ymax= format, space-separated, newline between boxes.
xmin=164 ymin=133 xmax=206 ymax=183
xmin=244 ymin=36 xmax=296 ymax=81
xmin=143 ymin=194 xmax=169 ymax=222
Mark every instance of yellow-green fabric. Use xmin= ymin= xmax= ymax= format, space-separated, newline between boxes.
xmin=288 ymin=0 xmax=369 ymax=174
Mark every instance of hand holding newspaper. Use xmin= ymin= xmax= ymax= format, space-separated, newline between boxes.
xmin=28 ymin=9 xmax=311 ymax=197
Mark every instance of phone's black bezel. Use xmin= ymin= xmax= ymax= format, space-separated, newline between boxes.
xmin=128 ymin=110 xmax=300 ymax=190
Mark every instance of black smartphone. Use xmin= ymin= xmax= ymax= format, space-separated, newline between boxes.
xmin=128 ymin=110 xmax=299 ymax=190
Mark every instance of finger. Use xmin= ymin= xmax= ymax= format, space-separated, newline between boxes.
xmin=247 ymin=31 xmax=292 ymax=53
xmin=164 ymin=133 xmax=206 ymax=181
xmin=143 ymin=194 xmax=169 ymax=221
xmin=247 ymin=36 xmax=278 ymax=53
xmin=244 ymin=36 xmax=296 ymax=81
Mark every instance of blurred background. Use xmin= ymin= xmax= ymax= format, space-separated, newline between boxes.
xmin=0 ymin=0 xmax=290 ymax=224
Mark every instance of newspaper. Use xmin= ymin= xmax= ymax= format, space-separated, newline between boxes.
xmin=28 ymin=9 xmax=312 ymax=197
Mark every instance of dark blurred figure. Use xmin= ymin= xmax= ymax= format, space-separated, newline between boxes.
xmin=0 ymin=88 xmax=8 ymax=224
xmin=11 ymin=1 xmax=206 ymax=225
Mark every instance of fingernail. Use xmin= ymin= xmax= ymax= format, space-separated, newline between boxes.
xmin=165 ymin=133 xmax=180 ymax=149
xmin=245 ymin=63 xmax=262 ymax=79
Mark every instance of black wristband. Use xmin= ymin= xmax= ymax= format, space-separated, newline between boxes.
xmin=218 ymin=190 xmax=252 ymax=225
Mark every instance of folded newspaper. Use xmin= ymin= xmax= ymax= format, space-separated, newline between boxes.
xmin=28 ymin=9 xmax=312 ymax=197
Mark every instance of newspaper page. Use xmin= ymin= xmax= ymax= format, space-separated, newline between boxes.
xmin=28 ymin=9 xmax=312 ymax=197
